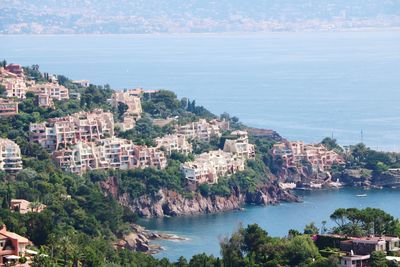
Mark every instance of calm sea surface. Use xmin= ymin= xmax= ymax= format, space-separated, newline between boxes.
xmin=1 ymin=31 xmax=400 ymax=150
xmin=1 ymin=31 xmax=400 ymax=260
xmin=139 ymin=188 xmax=400 ymax=260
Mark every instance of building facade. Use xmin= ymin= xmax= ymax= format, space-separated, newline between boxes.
xmin=223 ymin=130 xmax=255 ymax=160
xmin=52 ymin=137 xmax=167 ymax=175
xmin=29 ymin=109 xmax=115 ymax=151
xmin=177 ymin=119 xmax=222 ymax=143
xmin=0 ymin=225 xmax=31 ymax=266
xmin=0 ymin=138 xmax=22 ymax=172
xmin=155 ymin=134 xmax=193 ymax=155
xmin=0 ymin=99 xmax=18 ymax=116
xmin=271 ymin=141 xmax=344 ymax=174
xmin=181 ymin=150 xmax=245 ymax=184
xmin=29 ymin=82 xmax=69 ymax=101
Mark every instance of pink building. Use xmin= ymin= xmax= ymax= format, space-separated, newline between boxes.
xmin=0 ymin=99 xmax=18 ymax=116
xmin=0 ymin=225 xmax=31 ymax=266
xmin=29 ymin=109 xmax=114 ymax=151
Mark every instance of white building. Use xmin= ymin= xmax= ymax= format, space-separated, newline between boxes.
xmin=181 ymin=150 xmax=244 ymax=184
xmin=0 ymin=138 xmax=23 ymax=172
xmin=223 ymin=130 xmax=255 ymax=160
xmin=155 ymin=134 xmax=192 ymax=155
xmin=177 ymin=119 xmax=222 ymax=143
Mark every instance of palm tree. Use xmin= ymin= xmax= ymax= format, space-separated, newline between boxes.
xmin=28 ymin=201 xmax=42 ymax=212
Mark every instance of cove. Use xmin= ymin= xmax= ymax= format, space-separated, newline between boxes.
xmin=139 ymin=188 xmax=400 ymax=261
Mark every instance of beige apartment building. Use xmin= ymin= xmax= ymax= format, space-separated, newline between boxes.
xmin=0 ymin=138 xmax=23 ymax=172
xmin=52 ymin=137 xmax=167 ymax=175
xmin=29 ymin=82 xmax=69 ymax=101
xmin=29 ymin=109 xmax=114 ymax=151
xmin=133 ymin=145 xmax=167 ymax=169
xmin=181 ymin=150 xmax=245 ymax=184
xmin=223 ymin=130 xmax=255 ymax=160
xmin=155 ymin=134 xmax=193 ymax=155
xmin=1 ymin=78 xmax=27 ymax=99
xmin=177 ymin=119 xmax=222 ymax=143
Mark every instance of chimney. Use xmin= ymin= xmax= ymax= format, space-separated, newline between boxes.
xmin=0 ymin=224 xmax=6 ymax=233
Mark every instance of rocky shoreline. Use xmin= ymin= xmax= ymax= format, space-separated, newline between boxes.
xmin=101 ymin=176 xmax=299 ymax=218
xmin=115 ymin=224 xmax=188 ymax=254
xmin=118 ymin=185 xmax=299 ymax=218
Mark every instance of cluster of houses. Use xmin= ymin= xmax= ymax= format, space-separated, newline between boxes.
xmin=315 ymin=234 xmax=400 ymax=267
xmin=180 ymin=129 xmax=255 ymax=184
xmin=0 ymin=62 xmax=258 ymax=185
xmin=0 ymin=63 xmax=71 ymax=111
xmin=29 ymin=109 xmax=168 ymax=175
xmin=271 ymin=141 xmax=345 ymax=180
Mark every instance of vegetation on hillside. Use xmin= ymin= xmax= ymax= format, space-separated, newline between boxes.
xmin=1 ymin=65 xmax=400 ymax=266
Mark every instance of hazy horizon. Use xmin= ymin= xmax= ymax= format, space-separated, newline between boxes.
xmin=1 ymin=0 xmax=400 ymax=34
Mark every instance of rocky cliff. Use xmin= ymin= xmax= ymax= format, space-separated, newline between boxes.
xmin=373 ymin=169 xmax=400 ymax=188
xmin=334 ymin=168 xmax=400 ymax=188
xmin=101 ymin=177 xmax=299 ymax=217
xmin=115 ymin=224 xmax=186 ymax=254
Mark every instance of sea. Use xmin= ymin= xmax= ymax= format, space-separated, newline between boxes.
xmin=1 ymin=30 xmax=400 ymax=260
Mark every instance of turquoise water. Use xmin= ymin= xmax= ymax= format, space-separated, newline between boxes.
xmin=1 ymin=31 xmax=400 ymax=150
xmin=139 ymin=188 xmax=400 ymax=260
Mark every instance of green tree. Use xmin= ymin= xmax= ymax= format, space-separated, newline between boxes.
xmin=304 ymin=222 xmax=319 ymax=235
xmin=285 ymin=235 xmax=320 ymax=266
xmin=371 ymin=251 xmax=388 ymax=267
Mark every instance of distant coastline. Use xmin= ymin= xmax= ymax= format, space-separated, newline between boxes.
xmin=1 ymin=27 xmax=400 ymax=36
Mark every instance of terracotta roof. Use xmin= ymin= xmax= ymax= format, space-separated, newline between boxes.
xmin=0 ymin=226 xmax=31 ymax=244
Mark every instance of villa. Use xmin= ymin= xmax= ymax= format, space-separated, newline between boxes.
xmin=223 ymin=130 xmax=255 ymax=160
xmin=10 ymin=199 xmax=46 ymax=214
xmin=0 ymin=225 xmax=31 ymax=266
xmin=72 ymin=80 xmax=90 ymax=87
